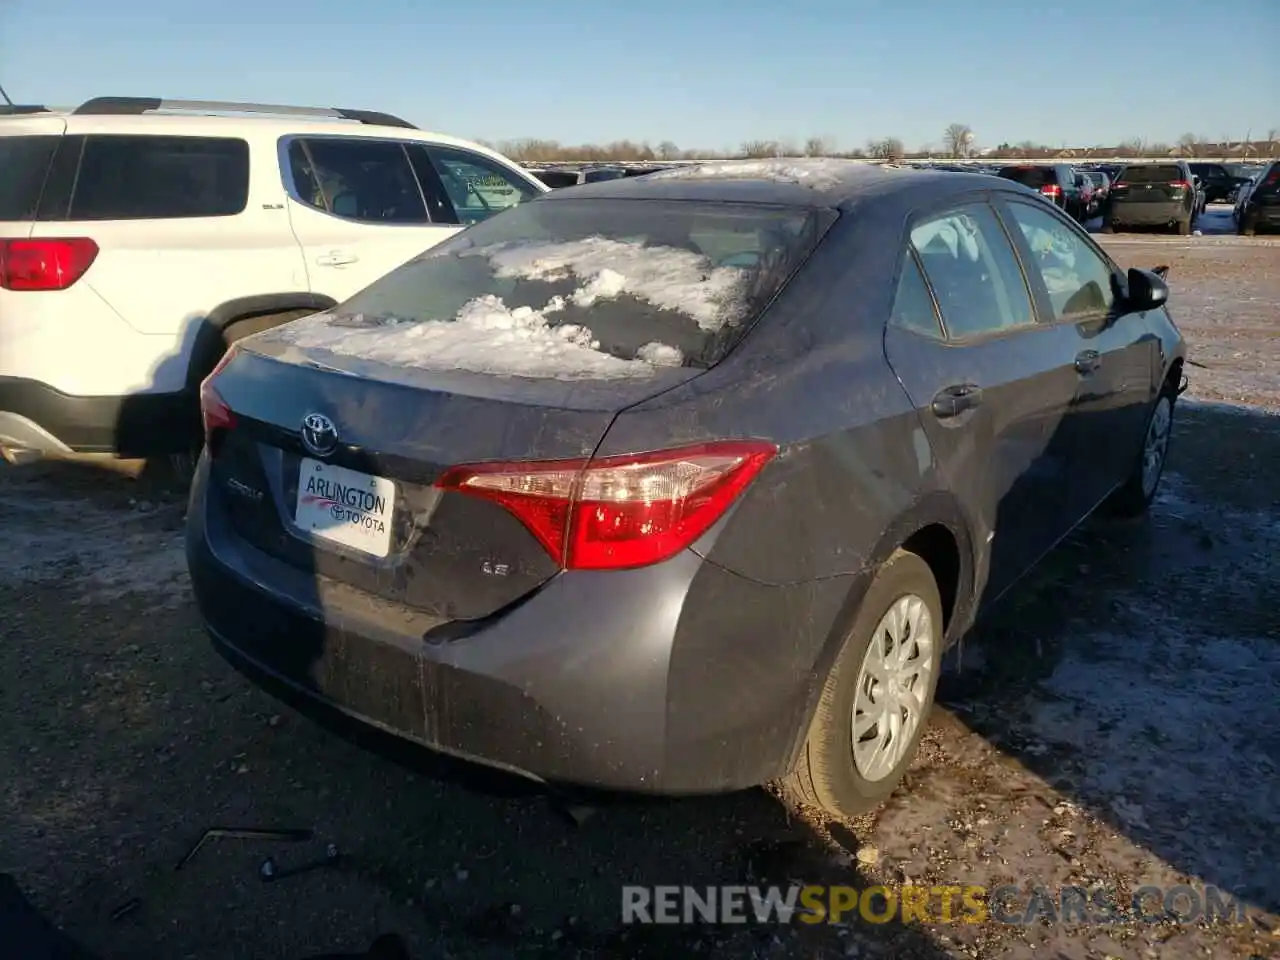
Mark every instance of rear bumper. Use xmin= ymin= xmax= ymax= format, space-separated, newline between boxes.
xmin=1108 ymin=201 xmax=1189 ymax=225
xmin=186 ymin=454 xmax=856 ymax=794
xmin=1246 ymin=204 xmax=1280 ymax=226
xmin=0 ymin=376 xmax=195 ymax=457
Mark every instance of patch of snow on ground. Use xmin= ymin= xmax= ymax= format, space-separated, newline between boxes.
xmin=481 ymin=237 xmax=746 ymax=330
xmin=0 ymin=492 xmax=187 ymax=606
xmin=283 ymin=294 xmax=663 ymax=381
xmin=1026 ymin=598 xmax=1280 ymax=902
xmin=644 ymin=158 xmax=867 ymax=191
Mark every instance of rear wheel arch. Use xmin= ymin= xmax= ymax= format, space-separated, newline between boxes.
xmin=184 ymin=293 xmax=337 ymax=391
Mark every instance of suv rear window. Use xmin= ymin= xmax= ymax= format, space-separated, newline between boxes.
xmin=0 ymin=136 xmax=58 ymax=220
xmin=1116 ymin=165 xmax=1182 ymax=184
xmin=68 ymin=135 xmax=250 ymax=220
xmin=998 ymin=166 xmax=1056 ymax=188
xmin=283 ymin=198 xmax=837 ymax=375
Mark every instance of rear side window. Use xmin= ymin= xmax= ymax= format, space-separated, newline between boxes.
xmin=890 ymin=251 xmax=943 ymax=338
xmin=0 ymin=136 xmax=58 ymax=220
xmin=68 ymin=136 xmax=249 ymax=220
xmin=1116 ymin=164 xmax=1182 ymax=184
xmin=998 ymin=166 xmax=1056 ymax=189
xmin=289 ymin=138 xmax=429 ymax=224
xmin=910 ymin=204 xmax=1035 ymax=338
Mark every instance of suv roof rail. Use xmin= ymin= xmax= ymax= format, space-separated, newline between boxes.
xmin=70 ymin=97 xmax=416 ymax=129
xmin=0 ymin=104 xmax=50 ymax=116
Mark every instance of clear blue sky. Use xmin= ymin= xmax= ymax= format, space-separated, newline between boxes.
xmin=3 ymin=0 xmax=1276 ymax=152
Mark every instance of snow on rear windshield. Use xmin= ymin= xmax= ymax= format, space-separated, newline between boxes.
xmin=272 ymin=198 xmax=834 ymax=380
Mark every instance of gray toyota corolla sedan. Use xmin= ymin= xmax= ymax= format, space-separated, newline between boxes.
xmin=187 ymin=159 xmax=1187 ymax=818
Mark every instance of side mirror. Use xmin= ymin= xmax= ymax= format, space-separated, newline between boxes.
xmin=1122 ymin=267 xmax=1170 ymax=313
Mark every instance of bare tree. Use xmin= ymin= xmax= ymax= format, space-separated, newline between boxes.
xmin=866 ymin=137 xmax=905 ymax=161
xmin=739 ymin=140 xmax=779 ymax=159
xmin=943 ymin=123 xmax=974 ymax=158
xmin=1268 ymin=128 xmax=1278 ymax=157
xmin=657 ymin=141 xmax=681 ymax=161
xmin=804 ymin=135 xmax=833 ymax=157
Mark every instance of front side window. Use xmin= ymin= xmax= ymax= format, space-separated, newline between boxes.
xmin=70 ymin=135 xmax=249 ymax=220
xmin=290 ymin=138 xmax=429 ymax=224
xmin=910 ymin=204 xmax=1035 ymax=339
xmin=1003 ymin=200 xmax=1116 ymax=320
xmin=426 ymin=147 xmax=540 ymax=225
xmin=270 ymin=199 xmax=836 ymax=376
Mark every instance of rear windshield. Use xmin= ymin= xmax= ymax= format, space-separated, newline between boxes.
xmin=1189 ymin=163 xmax=1226 ymax=177
xmin=0 ymin=136 xmax=58 ymax=220
xmin=67 ymin=135 xmax=250 ymax=220
xmin=998 ymin=166 xmax=1056 ymax=188
xmin=277 ymin=198 xmax=836 ymax=379
xmin=1116 ymin=165 xmax=1182 ymax=183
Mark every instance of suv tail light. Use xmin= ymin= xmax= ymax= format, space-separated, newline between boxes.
xmin=0 ymin=238 xmax=99 ymax=291
xmin=1169 ymin=180 xmax=1191 ymax=191
xmin=1039 ymin=184 xmax=1062 ymax=198
xmin=199 ymin=346 xmax=240 ymax=444
xmin=437 ymin=441 xmax=778 ymax=570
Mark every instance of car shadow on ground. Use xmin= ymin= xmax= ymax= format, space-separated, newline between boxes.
xmin=935 ymin=399 xmax=1279 ymax=918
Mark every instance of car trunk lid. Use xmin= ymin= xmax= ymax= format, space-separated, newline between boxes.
xmin=204 ymin=339 xmax=703 ymax=622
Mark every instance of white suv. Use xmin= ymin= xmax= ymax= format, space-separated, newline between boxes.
xmin=0 ymin=97 xmax=547 ymax=464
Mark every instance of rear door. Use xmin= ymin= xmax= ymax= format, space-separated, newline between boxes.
xmin=996 ymin=195 xmax=1155 ymax=516
xmin=883 ymin=199 xmax=1082 ymax=605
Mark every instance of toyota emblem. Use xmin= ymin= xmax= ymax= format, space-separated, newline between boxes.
xmin=301 ymin=412 xmax=338 ymax=457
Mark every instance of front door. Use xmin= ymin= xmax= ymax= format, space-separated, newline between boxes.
xmin=283 ymin=136 xmax=463 ymax=302
xmin=883 ymin=201 xmax=1082 ymax=607
xmin=996 ymin=197 xmax=1157 ymax=517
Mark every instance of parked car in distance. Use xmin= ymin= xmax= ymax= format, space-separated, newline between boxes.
xmin=996 ymin=164 xmax=1089 ymax=221
xmin=1083 ymin=170 xmax=1111 ymax=205
xmin=0 ymin=96 xmax=547 ymax=468
xmin=529 ymin=168 xmax=583 ymax=189
xmin=1188 ymin=162 xmax=1250 ymax=204
xmin=1104 ymin=161 xmax=1200 ymax=234
xmin=188 ymin=159 xmax=1187 ymax=819
xmin=1234 ymin=160 xmax=1280 ymax=235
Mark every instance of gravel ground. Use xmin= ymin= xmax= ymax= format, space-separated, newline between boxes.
xmin=1 ymin=211 xmax=1277 ymax=959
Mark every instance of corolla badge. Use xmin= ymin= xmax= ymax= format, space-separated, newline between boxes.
xmin=301 ymin=412 xmax=339 ymax=457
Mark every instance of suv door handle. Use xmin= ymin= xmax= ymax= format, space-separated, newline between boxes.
xmin=931 ymin=383 xmax=984 ymax=419
xmin=316 ymin=251 xmax=358 ymax=267
xmin=1075 ymin=349 xmax=1102 ymax=374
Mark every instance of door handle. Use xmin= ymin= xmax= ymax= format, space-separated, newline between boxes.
xmin=931 ymin=384 xmax=983 ymax=419
xmin=1075 ymin=349 xmax=1102 ymax=374
xmin=316 ymin=251 xmax=358 ymax=267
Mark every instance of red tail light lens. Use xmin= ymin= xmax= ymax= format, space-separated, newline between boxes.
xmin=199 ymin=346 xmax=239 ymax=443
xmin=1039 ymin=184 xmax=1062 ymax=197
xmin=1169 ymin=180 xmax=1191 ymax=190
xmin=0 ymin=238 xmax=99 ymax=291
xmin=436 ymin=441 xmax=778 ymax=570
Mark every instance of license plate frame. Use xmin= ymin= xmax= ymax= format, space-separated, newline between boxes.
xmin=295 ymin=458 xmax=396 ymax=558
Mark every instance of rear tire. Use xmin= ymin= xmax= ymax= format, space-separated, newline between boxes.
xmin=780 ymin=550 xmax=944 ymax=819
xmin=1238 ymin=217 xmax=1256 ymax=237
xmin=1100 ymin=220 xmax=1115 ymax=234
xmin=170 ymin=309 xmax=315 ymax=484
xmin=1107 ymin=384 xmax=1176 ymax=519
xmin=1175 ymin=218 xmax=1190 ymax=236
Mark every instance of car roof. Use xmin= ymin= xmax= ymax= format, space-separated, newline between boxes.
xmin=534 ymin=158 xmax=1018 ymax=210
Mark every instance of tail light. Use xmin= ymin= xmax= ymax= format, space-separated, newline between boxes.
xmin=199 ymin=346 xmax=240 ymax=444
xmin=0 ymin=238 xmax=99 ymax=291
xmin=1168 ymin=180 xmax=1191 ymax=191
xmin=1039 ymin=184 xmax=1062 ymax=198
xmin=437 ymin=441 xmax=778 ymax=570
